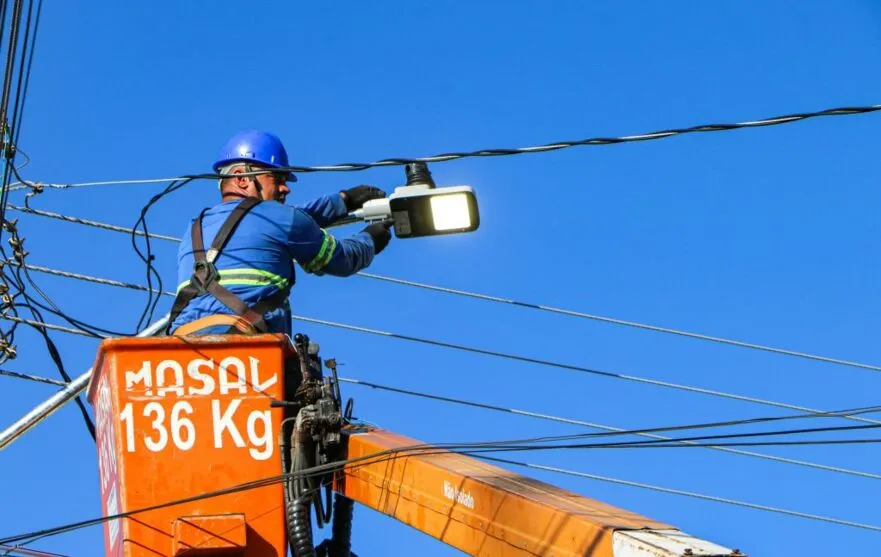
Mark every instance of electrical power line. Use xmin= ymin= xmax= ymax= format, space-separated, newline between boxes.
xmin=4 ymin=430 xmax=879 ymax=547
xmin=481 ymin=455 xmax=881 ymax=533
xmin=295 ymin=313 xmax=881 ymax=428
xmin=10 ymin=205 xmax=881 ymax=376
xmin=0 ymin=544 xmax=69 ymax=557
xmin=0 ymin=367 xmax=64 ymax=386
xmin=6 ymin=176 xmax=186 ymax=193
xmin=15 ymin=261 xmax=173 ymax=296
xmin=5 ymin=103 xmax=881 ymax=183
xmin=7 ymin=260 xmax=881 ymax=431
xmin=0 ymin=315 xmax=98 ymax=337
xmin=339 ymin=376 xmax=881 ymax=481
xmin=6 ymin=205 xmax=179 ymax=241
xmin=355 ymin=272 xmax=881 ymax=374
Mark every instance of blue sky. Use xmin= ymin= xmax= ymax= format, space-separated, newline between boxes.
xmin=1 ymin=1 xmax=881 ymax=555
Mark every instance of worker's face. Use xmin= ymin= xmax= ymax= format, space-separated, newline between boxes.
xmin=223 ymin=165 xmax=291 ymax=203
xmin=254 ymin=171 xmax=291 ymax=203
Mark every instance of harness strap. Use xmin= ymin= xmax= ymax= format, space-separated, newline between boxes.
xmin=166 ymin=198 xmax=291 ymax=335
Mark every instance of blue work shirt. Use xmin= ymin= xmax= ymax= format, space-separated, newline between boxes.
xmin=169 ymin=194 xmax=375 ymax=335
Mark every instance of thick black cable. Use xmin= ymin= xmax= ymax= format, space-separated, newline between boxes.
xmin=0 ymin=0 xmax=23 ymax=229
xmin=7 ymin=0 xmax=31 ymax=145
xmin=0 ymin=0 xmax=21 ymax=129
xmin=265 ymin=105 xmax=881 ymax=173
xmin=5 ymin=291 xmax=95 ymax=439
xmin=13 ymin=103 xmax=879 ymax=182
xmin=130 ymin=177 xmax=194 ymax=332
xmin=11 ymin=0 xmax=39 ymax=146
xmin=10 ymin=258 xmax=141 ymax=336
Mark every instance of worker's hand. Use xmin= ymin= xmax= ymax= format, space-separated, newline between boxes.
xmin=363 ymin=221 xmax=392 ymax=255
xmin=341 ymin=185 xmax=386 ymax=211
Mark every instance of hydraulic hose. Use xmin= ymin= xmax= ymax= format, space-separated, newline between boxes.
xmin=287 ymin=493 xmax=316 ymax=557
xmin=286 ymin=413 xmax=318 ymax=557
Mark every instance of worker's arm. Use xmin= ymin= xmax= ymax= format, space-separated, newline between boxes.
xmin=296 ymin=186 xmax=387 ymax=228
xmin=287 ymin=209 xmax=389 ymax=277
xmin=295 ymin=194 xmax=348 ymax=228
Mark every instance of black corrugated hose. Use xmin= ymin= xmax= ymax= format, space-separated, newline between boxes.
xmin=286 ymin=431 xmax=317 ymax=557
xmin=287 ymin=493 xmax=316 ymax=557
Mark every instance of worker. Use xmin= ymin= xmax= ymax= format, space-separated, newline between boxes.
xmin=166 ymin=129 xmax=392 ymax=337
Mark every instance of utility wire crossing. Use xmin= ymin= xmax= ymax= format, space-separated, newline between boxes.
xmin=1 ymin=429 xmax=878 ymax=542
xmin=481 ymin=456 xmax=881 ymax=534
xmin=5 ymin=102 xmax=881 ymax=182
xmin=6 ymin=263 xmax=881 ymax=432
xmin=10 ymin=204 xmax=881 ymax=375
xmin=295 ymin=313 xmax=881 ymax=428
xmin=339 ymin=376 xmax=881 ymax=481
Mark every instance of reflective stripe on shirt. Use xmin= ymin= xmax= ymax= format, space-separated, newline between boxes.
xmin=303 ymin=230 xmax=337 ymax=273
xmin=176 ymin=267 xmax=289 ymax=294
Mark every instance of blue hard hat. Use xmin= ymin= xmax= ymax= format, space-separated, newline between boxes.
xmin=213 ymin=129 xmax=297 ymax=182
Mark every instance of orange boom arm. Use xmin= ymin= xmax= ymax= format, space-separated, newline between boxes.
xmin=337 ymin=427 xmax=742 ymax=557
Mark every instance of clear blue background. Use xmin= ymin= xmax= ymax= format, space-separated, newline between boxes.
xmin=1 ymin=1 xmax=880 ymax=555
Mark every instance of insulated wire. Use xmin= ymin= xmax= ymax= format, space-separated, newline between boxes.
xmin=1 ymin=315 xmax=98 ymax=337
xmin=6 ymin=177 xmax=186 ymax=193
xmin=8 ymin=204 xmax=881 ymax=375
xmin=0 ymin=544 xmax=69 ymax=557
xmin=14 ymin=261 xmax=174 ymax=296
xmin=3 ymin=435 xmax=880 ymax=547
xmin=294 ymin=314 xmax=881 ymax=428
xmin=2 ymin=102 xmax=880 ymax=182
xmin=0 ymin=367 xmax=63 ymax=385
xmin=5 ymin=263 xmax=881 ymax=429
xmin=10 ymin=0 xmax=40 ymax=146
xmin=339 ymin=377 xmax=881 ymax=481
xmin=480 ymin=455 xmax=881 ymax=533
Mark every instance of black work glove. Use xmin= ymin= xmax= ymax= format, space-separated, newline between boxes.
xmin=363 ymin=221 xmax=392 ymax=255
xmin=341 ymin=185 xmax=386 ymax=211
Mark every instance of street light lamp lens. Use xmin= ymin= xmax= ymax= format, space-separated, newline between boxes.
xmin=430 ymin=193 xmax=471 ymax=231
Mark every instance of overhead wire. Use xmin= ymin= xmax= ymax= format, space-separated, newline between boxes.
xmin=1 ymin=315 xmax=97 ymax=337
xmin=10 ymin=0 xmax=40 ymax=147
xmin=130 ymin=176 xmax=197 ymax=331
xmin=2 ymin=102 xmax=879 ymax=185
xmin=0 ymin=367 xmax=64 ymax=386
xmin=15 ymin=261 xmax=173 ymax=297
xmin=4 ymin=432 xmax=881 ymax=548
xmin=7 ymin=101 xmax=877 ymax=334
xmin=6 ymin=176 xmax=187 ymax=193
xmin=340 ymin=377 xmax=881 ymax=481
xmin=478 ymin=455 xmax=881 ymax=533
xmin=7 ymin=261 xmax=881 ymax=431
xmin=294 ymin=313 xmax=881 ymax=428
xmin=8 ymin=204 xmax=881 ymax=376
xmin=0 ymin=543 xmax=69 ymax=557
xmin=3 ymin=4 xmax=878 ymax=553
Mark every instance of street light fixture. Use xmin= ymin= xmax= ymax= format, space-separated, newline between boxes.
xmin=348 ymin=162 xmax=480 ymax=238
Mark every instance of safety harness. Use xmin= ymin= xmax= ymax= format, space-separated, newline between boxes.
xmin=166 ymin=197 xmax=293 ymax=335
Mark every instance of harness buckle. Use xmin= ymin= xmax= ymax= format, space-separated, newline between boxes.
xmin=190 ymin=260 xmax=219 ymax=295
